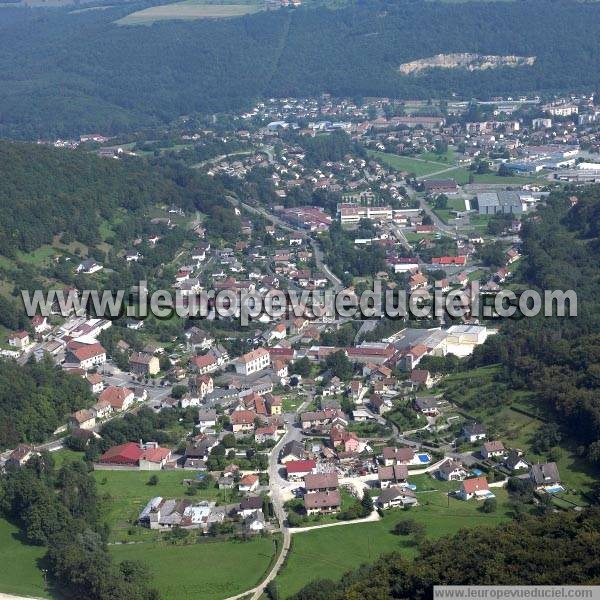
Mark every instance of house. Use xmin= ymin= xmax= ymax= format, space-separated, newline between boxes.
xmin=64 ymin=342 xmax=106 ymax=370
xmin=139 ymin=497 xmax=215 ymax=530
xmin=31 ymin=315 xmax=51 ymax=335
xmin=196 ymin=409 xmax=217 ymax=432
xmin=410 ymin=369 xmax=433 ymax=389
xmin=191 ymin=354 xmax=219 ymax=375
xmin=304 ymin=472 xmax=338 ymax=493
xmin=304 ymin=490 xmax=341 ymax=515
xmin=75 ymin=259 xmax=103 ymax=274
xmin=239 ymin=473 xmax=260 ymax=492
xmin=185 ymin=327 xmax=214 ymax=351
xmin=437 ymin=459 xmax=468 ymax=481
xmin=413 ymin=396 xmax=441 ymax=417
xmin=504 ymin=450 xmax=529 ymax=472
xmin=329 ymin=424 xmax=360 ymax=453
xmin=86 ymin=373 xmax=104 ymax=394
xmin=8 ymin=331 xmax=30 ymax=350
xmin=244 ymin=510 xmax=266 ymax=532
xmin=285 ymin=459 xmax=317 ymax=481
xmin=530 ymin=462 xmax=561 ymax=491
xmin=235 ymin=348 xmax=271 ymax=376
xmin=189 ymin=375 xmax=214 ymax=399
xmin=255 ymin=424 xmax=278 ymax=444
xmin=92 ymin=399 xmax=112 ymax=420
xmin=370 ymin=393 xmax=392 ymax=415
xmin=129 ymin=352 xmax=160 ymax=376
xmin=481 ymin=440 xmax=506 ymax=459
xmin=378 ymin=464 xmax=409 ymax=488
xmin=280 ymin=440 xmax=305 ymax=463
xmin=98 ymin=386 xmax=135 ymax=412
xmin=377 ymin=486 xmax=418 ymax=509
xmin=463 ymin=423 xmax=487 ymax=443
xmin=381 ymin=446 xmax=416 ymax=466
xmin=458 ymin=476 xmax=490 ymax=500
xmin=99 ymin=441 xmax=171 ymax=470
xmin=264 ymin=393 xmax=282 ymax=415
xmin=231 ymin=410 xmax=257 ymax=434
xmin=5 ymin=444 xmax=36 ymax=469
xmin=68 ymin=409 xmax=96 ymax=431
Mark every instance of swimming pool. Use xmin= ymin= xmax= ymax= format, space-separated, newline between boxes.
xmin=417 ymin=453 xmax=430 ymax=463
xmin=471 ymin=468 xmax=484 ymax=476
xmin=545 ymin=485 xmax=565 ymax=494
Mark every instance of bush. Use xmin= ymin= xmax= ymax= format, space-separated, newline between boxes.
xmin=482 ymin=498 xmax=497 ymax=513
xmin=147 ymin=474 xmax=159 ymax=486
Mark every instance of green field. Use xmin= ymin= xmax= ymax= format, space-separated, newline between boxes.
xmin=367 ymin=150 xmax=450 ymax=177
xmin=110 ymin=536 xmax=277 ymax=600
xmin=93 ymin=469 xmax=222 ymax=540
xmin=277 ymin=487 xmax=512 ymax=597
xmin=117 ymin=0 xmax=262 ymax=25
xmin=0 ymin=518 xmax=49 ymax=598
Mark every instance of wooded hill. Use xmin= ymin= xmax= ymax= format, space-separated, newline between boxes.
xmin=2 ymin=0 xmax=600 ymax=137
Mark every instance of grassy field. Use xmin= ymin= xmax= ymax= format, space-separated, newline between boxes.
xmin=368 ymin=150 xmax=450 ymax=177
xmin=93 ymin=469 xmax=223 ymax=541
xmin=117 ymin=0 xmax=262 ymax=25
xmin=0 ymin=518 xmax=49 ymax=599
xmin=277 ymin=486 xmax=512 ymax=597
xmin=110 ymin=536 xmax=277 ymax=599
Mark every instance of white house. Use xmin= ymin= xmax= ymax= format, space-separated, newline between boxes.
xmin=235 ymin=348 xmax=270 ymax=376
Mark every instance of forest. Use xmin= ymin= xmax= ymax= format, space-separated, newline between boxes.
xmin=470 ymin=188 xmax=600 ymax=466
xmin=0 ymin=357 xmax=95 ymax=450
xmin=3 ymin=0 xmax=600 ymax=137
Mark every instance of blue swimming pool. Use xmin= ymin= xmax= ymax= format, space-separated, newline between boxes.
xmin=471 ymin=468 xmax=484 ymax=476
xmin=417 ymin=454 xmax=430 ymax=463
xmin=546 ymin=485 xmax=565 ymax=494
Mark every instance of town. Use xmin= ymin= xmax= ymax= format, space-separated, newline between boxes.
xmin=0 ymin=91 xmax=598 ymax=600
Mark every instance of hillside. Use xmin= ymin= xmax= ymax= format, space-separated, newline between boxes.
xmin=3 ymin=0 xmax=600 ymax=137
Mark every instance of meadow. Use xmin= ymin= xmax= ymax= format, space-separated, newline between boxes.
xmin=0 ymin=518 xmax=49 ymax=598
xmin=110 ymin=536 xmax=277 ymax=599
xmin=276 ymin=485 xmax=513 ymax=597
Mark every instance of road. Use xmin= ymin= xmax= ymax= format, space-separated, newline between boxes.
xmin=237 ymin=200 xmax=343 ymax=291
xmin=224 ymin=397 xmax=310 ymax=600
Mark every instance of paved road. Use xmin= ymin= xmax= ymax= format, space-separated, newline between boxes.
xmin=237 ymin=201 xmax=343 ymax=291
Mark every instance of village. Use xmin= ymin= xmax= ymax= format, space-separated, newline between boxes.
xmin=1 ymin=91 xmax=597 ymax=599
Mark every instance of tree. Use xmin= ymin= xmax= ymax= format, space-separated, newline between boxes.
xmin=266 ymin=581 xmax=280 ymax=600
xmin=290 ymin=357 xmax=311 ymax=377
xmin=360 ymin=492 xmax=374 ymax=516
xmin=325 ymin=351 xmax=353 ymax=380
xmin=482 ymin=498 xmax=497 ymax=513
xmin=147 ymin=474 xmax=159 ymax=486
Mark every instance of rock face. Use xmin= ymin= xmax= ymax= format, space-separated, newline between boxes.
xmin=399 ymin=53 xmax=536 ymax=75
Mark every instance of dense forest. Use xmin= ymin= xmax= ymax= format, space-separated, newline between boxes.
xmin=290 ymin=509 xmax=600 ymax=599
xmin=470 ymin=188 xmax=600 ymax=465
xmin=3 ymin=0 xmax=600 ymax=137
xmin=0 ymin=358 xmax=95 ymax=449
xmin=0 ymin=141 xmax=242 ymax=257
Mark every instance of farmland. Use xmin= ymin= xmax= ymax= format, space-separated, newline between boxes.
xmin=117 ymin=0 xmax=262 ymax=25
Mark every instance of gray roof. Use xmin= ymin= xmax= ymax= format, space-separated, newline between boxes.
xmin=280 ymin=440 xmax=305 ymax=460
xmin=477 ymin=192 xmax=499 ymax=208
xmin=378 ymin=486 xmax=416 ymax=504
xmin=530 ymin=462 xmax=560 ymax=486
